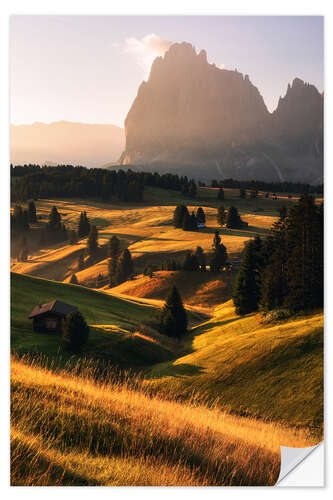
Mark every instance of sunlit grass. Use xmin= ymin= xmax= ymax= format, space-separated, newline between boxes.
xmin=147 ymin=301 xmax=324 ymax=432
xmin=11 ymin=194 xmax=277 ymax=283
xmin=11 ymin=355 xmax=317 ymax=486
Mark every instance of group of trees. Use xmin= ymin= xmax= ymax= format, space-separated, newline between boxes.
xmin=11 ymin=164 xmax=199 ymax=204
xmin=11 ymin=166 xmax=144 ymax=203
xmin=11 ymin=204 xmax=30 ymax=232
xmin=173 ymin=205 xmax=206 ymax=231
xmin=217 ymin=205 xmax=245 ymax=229
xmin=233 ymin=195 xmax=323 ymax=315
xmin=209 ymin=176 xmax=322 ymax=195
xmin=161 ymin=231 xmax=228 ymax=273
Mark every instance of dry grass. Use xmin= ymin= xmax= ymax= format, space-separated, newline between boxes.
xmin=11 ymin=197 xmax=276 ymax=284
xmin=147 ymin=301 xmax=324 ymax=431
xmin=11 ymin=356 xmax=317 ymax=486
xmin=110 ymin=270 xmax=236 ymax=310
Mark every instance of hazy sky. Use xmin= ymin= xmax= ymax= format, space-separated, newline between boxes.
xmin=10 ymin=15 xmax=323 ymax=127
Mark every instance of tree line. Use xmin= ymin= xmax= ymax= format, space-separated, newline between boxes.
xmin=210 ymin=177 xmax=323 ymax=194
xmin=10 ymin=164 xmax=198 ymax=203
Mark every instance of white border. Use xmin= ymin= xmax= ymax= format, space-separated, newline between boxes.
xmin=1 ymin=0 xmax=332 ymax=496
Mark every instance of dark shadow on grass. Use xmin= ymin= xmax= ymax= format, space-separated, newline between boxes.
xmin=163 ymin=363 xmax=204 ymax=377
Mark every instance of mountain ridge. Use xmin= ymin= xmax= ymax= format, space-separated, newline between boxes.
xmin=119 ymin=42 xmax=323 ymax=184
xmin=11 ymin=120 xmax=125 ymax=168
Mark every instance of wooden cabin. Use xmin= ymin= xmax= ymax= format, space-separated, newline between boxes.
xmin=28 ymin=300 xmax=77 ymax=333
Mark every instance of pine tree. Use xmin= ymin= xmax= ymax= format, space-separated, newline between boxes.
xmin=159 ymin=285 xmax=187 ymax=338
xmin=27 ymin=200 xmax=37 ymax=223
xmin=107 ymin=236 xmax=121 ymax=286
xmin=232 ymin=238 xmax=263 ymax=315
xmin=78 ymin=211 xmax=90 ymax=238
xmin=48 ymin=206 xmax=61 ymax=230
xmin=173 ymin=205 xmax=182 ymax=228
xmin=62 ymin=310 xmax=89 ymax=353
xmin=217 ymin=187 xmax=224 ymax=200
xmin=196 ymin=207 xmax=206 ymax=226
xmin=190 ymin=211 xmax=198 ymax=230
xmin=87 ymin=224 xmax=98 ymax=259
xmin=182 ymin=208 xmax=192 ymax=231
xmin=217 ymin=205 xmax=226 ymax=226
xmin=210 ymin=231 xmax=228 ymax=272
xmin=115 ymin=249 xmax=133 ymax=284
xmin=226 ymin=206 xmax=243 ymax=229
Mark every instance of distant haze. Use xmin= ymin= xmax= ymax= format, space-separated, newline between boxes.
xmin=11 ymin=121 xmax=125 ymax=167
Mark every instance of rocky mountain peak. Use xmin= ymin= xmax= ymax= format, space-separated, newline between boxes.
xmin=119 ymin=42 xmax=323 ymax=184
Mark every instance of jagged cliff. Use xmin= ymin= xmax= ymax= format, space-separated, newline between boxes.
xmin=119 ymin=42 xmax=323 ymax=184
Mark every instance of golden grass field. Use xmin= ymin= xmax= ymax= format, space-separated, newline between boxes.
xmin=110 ymin=270 xmax=236 ymax=310
xmin=11 ymin=187 xmax=278 ymax=286
xmin=10 ymin=187 xmax=324 ymax=486
xmin=11 ymin=355 xmax=318 ymax=486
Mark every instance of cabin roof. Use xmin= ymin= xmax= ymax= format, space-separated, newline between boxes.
xmin=28 ymin=300 xmax=78 ymax=319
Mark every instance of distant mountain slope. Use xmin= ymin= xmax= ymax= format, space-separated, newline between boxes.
xmin=11 ymin=121 xmax=124 ymax=167
xmin=119 ymin=42 xmax=323 ymax=184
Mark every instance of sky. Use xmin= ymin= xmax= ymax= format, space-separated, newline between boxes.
xmin=10 ymin=15 xmax=323 ymax=128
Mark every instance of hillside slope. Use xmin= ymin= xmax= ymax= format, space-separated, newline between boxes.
xmin=111 ymin=270 xmax=236 ymax=310
xmin=147 ymin=301 xmax=323 ymax=432
xmin=11 ymin=273 xmax=173 ymax=368
xmin=11 ymin=356 xmax=317 ymax=486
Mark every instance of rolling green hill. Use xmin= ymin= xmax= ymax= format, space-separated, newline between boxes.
xmin=11 ymin=273 xmax=323 ymax=434
xmin=11 ymin=272 xmax=173 ymax=368
xmin=146 ymin=301 xmax=324 ymax=433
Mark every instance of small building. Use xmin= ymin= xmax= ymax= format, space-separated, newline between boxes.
xmin=28 ymin=300 xmax=78 ymax=333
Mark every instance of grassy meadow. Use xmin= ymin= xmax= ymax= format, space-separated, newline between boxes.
xmin=147 ymin=301 xmax=324 ymax=433
xmin=10 ymin=185 xmax=324 ymax=486
xmin=11 ymin=355 xmax=318 ymax=486
xmin=11 ymin=186 xmax=280 ymax=286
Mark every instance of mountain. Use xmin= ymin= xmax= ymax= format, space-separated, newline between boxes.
xmin=11 ymin=121 xmax=125 ymax=167
xmin=119 ymin=42 xmax=323 ymax=184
